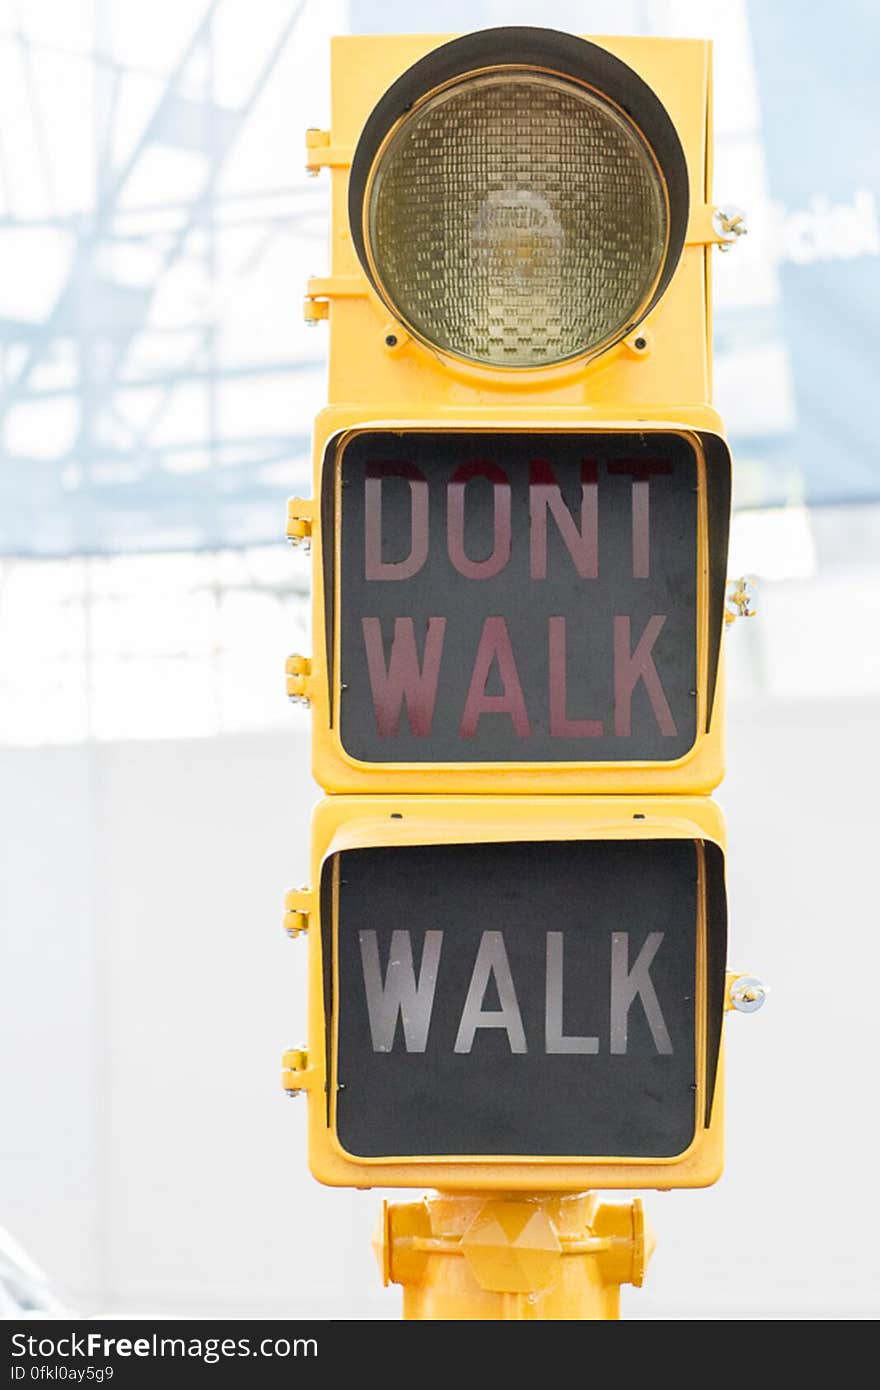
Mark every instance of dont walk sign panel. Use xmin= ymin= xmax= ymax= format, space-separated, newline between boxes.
xmin=338 ymin=429 xmax=698 ymax=763
xmin=307 ymin=424 xmax=730 ymax=795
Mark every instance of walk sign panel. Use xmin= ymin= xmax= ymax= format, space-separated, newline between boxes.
xmin=333 ymin=838 xmax=700 ymax=1158
xmin=290 ymin=795 xmax=728 ymax=1192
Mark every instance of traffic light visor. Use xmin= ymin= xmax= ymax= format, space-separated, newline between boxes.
xmin=349 ymin=28 xmax=689 ymax=370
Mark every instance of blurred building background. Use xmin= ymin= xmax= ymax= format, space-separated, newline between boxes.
xmin=0 ymin=0 xmax=878 ymax=1319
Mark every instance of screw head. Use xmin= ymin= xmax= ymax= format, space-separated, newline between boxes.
xmin=714 ymin=204 xmax=748 ymax=251
xmin=725 ymin=574 xmax=758 ymax=621
xmin=730 ymin=976 xmax=768 ymax=1013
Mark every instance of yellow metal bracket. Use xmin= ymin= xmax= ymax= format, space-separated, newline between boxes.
xmin=305 ymin=128 xmax=353 ymax=174
xmin=285 ymin=654 xmax=314 ymax=706
xmin=686 ymin=204 xmax=748 ymax=248
xmin=303 ymin=298 xmax=329 ymax=325
xmin=306 ymin=276 xmax=369 ymax=299
xmin=306 ymin=276 xmax=369 ymax=300
xmin=283 ymin=886 xmax=312 ymax=938
xmin=304 ymin=275 xmax=369 ymax=325
xmin=286 ymin=496 xmax=315 ymax=547
xmin=282 ymin=1046 xmax=317 ymax=1097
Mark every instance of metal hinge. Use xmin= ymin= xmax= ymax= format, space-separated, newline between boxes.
xmin=303 ymin=274 xmax=369 ymax=325
xmin=283 ymin=886 xmax=312 ymax=938
xmin=286 ymin=496 xmax=314 ymax=549
xmin=305 ymin=127 xmax=353 ymax=175
xmin=281 ymin=1045 xmax=315 ymax=1098
xmin=285 ymin=653 xmax=313 ymax=706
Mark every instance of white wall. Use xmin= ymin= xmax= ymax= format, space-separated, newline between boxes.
xmin=2 ymin=704 xmax=879 ymax=1320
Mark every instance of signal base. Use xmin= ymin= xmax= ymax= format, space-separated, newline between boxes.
xmin=374 ymin=1190 xmax=655 ymax=1320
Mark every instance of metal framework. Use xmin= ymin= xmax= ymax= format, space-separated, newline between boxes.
xmin=0 ymin=0 xmax=324 ymax=557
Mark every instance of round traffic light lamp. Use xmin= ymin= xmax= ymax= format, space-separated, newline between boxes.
xmin=349 ymin=27 xmax=689 ymax=371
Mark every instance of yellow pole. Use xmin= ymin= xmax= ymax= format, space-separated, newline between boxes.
xmin=374 ymin=1192 xmax=655 ymax=1321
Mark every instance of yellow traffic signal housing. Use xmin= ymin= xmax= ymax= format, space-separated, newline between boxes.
xmin=307 ymin=30 xmax=719 ymax=403
xmin=294 ymin=29 xmax=733 ymax=797
xmin=284 ymin=26 xmax=756 ymax=1235
xmin=284 ymin=795 xmax=727 ymax=1193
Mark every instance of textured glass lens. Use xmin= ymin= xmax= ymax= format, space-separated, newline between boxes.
xmin=367 ymin=72 xmax=668 ymax=368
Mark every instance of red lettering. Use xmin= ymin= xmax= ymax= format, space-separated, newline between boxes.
xmin=362 ymin=617 xmax=446 ymax=736
xmin=365 ymin=462 xmax=429 ymax=581
xmin=529 ymin=460 xmax=598 ymax=580
xmin=607 ymin=460 xmax=672 ymax=580
xmin=613 ymin=615 xmax=677 ymax=737
xmin=447 ymin=461 xmax=511 ymax=580
xmin=460 ymin=617 xmax=531 ymax=738
xmin=548 ymin=617 xmax=603 ymax=737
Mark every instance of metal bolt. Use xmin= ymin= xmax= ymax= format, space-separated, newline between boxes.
xmin=714 ymin=204 xmax=748 ymax=252
xmin=725 ymin=575 xmax=758 ymax=623
xmin=730 ymin=976 xmax=769 ymax=1013
xmin=286 ymin=1088 xmax=303 ymax=1099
